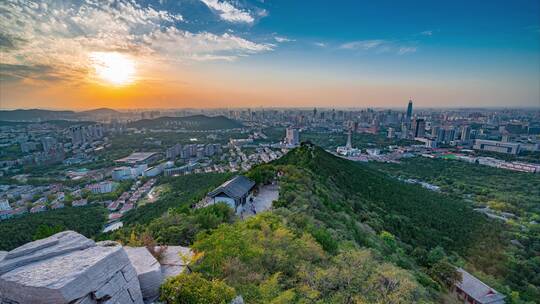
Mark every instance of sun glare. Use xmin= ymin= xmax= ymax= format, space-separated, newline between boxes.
xmin=90 ymin=52 xmax=136 ymax=86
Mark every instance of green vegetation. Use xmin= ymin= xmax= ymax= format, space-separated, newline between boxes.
xmin=367 ymin=156 xmax=540 ymax=302
xmin=7 ymin=142 xmax=531 ymax=302
xmin=160 ymin=273 xmax=235 ymax=304
xmin=0 ymin=205 xmax=107 ymax=251
xmin=112 ymin=203 xmax=235 ymax=246
xmin=189 ymin=213 xmax=432 ymax=303
xmin=121 ymin=173 xmax=231 ymax=226
xmin=108 ymin=144 xmax=538 ymax=303
xmin=366 ymin=157 xmax=540 ymax=216
xmin=274 ymin=145 xmax=499 ymax=254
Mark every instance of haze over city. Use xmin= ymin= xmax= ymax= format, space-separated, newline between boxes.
xmin=1 ymin=0 xmax=539 ymax=110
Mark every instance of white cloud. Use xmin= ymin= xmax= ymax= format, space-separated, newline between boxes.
xmin=339 ymin=40 xmax=386 ymax=50
xmin=314 ymin=42 xmax=327 ymax=47
xmin=274 ymin=36 xmax=294 ymax=43
xmin=200 ymin=0 xmax=255 ymax=24
xmin=420 ymin=30 xmax=433 ymax=36
xmin=146 ymin=28 xmax=273 ymax=59
xmin=0 ymin=0 xmax=271 ymax=83
xmin=339 ymin=39 xmax=416 ymax=55
xmin=397 ymin=47 xmax=417 ymax=55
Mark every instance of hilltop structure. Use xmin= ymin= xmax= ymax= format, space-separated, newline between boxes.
xmin=207 ymin=175 xmax=255 ymax=213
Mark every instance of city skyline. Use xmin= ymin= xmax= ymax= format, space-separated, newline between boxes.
xmin=1 ymin=0 xmax=539 ymax=109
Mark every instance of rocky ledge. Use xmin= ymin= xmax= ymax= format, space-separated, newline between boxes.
xmin=0 ymin=231 xmax=190 ymax=304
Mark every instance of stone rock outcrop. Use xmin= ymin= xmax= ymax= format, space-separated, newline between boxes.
xmin=0 ymin=231 xmax=193 ymax=304
xmin=0 ymin=231 xmax=143 ymax=304
xmin=125 ymin=247 xmax=163 ymax=302
xmin=159 ymin=246 xmax=192 ymax=278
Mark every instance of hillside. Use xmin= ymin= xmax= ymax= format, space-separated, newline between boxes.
xmin=0 ymin=109 xmax=77 ymax=121
xmin=127 ymin=115 xmax=243 ymax=130
xmin=0 ymin=205 xmax=107 ymax=251
xmin=270 ymin=144 xmax=537 ymax=302
xmin=275 ymin=144 xmax=499 ymax=253
xmin=0 ymin=108 xmax=120 ymax=122
xmin=0 ymin=119 xmax=96 ymax=128
xmin=78 ymin=107 xmax=120 ymax=115
xmin=105 ymin=144 xmax=532 ymax=303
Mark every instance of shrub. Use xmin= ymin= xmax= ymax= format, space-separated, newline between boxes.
xmin=160 ymin=273 xmax=235 ymax=304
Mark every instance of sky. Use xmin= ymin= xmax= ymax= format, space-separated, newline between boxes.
xmin=0 ymin=0 xmax=539 ymax=110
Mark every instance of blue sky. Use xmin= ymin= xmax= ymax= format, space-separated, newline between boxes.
xmin=0 ymin=0 xmax=539 ymax=109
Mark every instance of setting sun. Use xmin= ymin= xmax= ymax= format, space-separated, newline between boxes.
xmin=90 ymin=52 xmax=136 ymax=86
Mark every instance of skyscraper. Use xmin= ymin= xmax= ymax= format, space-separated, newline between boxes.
xmin=406 ymin=99 xmax=413 ymax=120
xmin=401 ymin=123 xmax=409 ymax=139
xmin=41 ymin=136 xmax=58 ymax=153
xmin=431 ymin=126 xmax=440 ymax=138
xmin=285 ymin=128 xmax=300 ymax=146
xmin=444 ymin=127 xmax=456 ymax=143
xmin=461 ymin=126 xmax=471 ymax=142
xmin=414 ymin=119 xmax=426 ymax=138
xmin=436 ymin=128 xmax=446 ymax=143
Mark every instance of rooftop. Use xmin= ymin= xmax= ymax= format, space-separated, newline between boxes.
xmin=457 ymin=268 xmax=506 ymax=304
xmin=208 ymin=175 xmax=255 ymax=200
xmin=115 ymin=152 xmax=158 ymax=164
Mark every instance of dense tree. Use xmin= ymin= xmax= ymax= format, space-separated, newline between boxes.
xmin=0 ymin=205 xmax=107 ymax=250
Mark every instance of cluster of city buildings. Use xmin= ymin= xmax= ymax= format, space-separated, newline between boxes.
xmin=0 ymin=121 xmax=106 ymax=172
xmin=105 ymin=178 xmax=157 ymax=228
xmin=332 ymin=100 xmax=539 ymax=173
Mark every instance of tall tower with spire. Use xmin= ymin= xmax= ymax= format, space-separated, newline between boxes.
xmin=346 ymin=129 xmax=352 ymax=149
xmin=406 ymin=99 xmax=413 ymax=120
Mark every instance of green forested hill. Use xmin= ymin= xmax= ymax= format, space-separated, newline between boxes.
xmin=271 ymin=144 xmax=536 ymax=303
xmin=275 ymin=144 xmax=500 ymax=253
xmin=110 ymin=144 xmax=534 ymax=303
xmin=0 ymin=205 xmax=107 ymax=251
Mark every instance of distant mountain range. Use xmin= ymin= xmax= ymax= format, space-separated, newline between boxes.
xmin=78 ymin=108 xmax=121 ymax=116
xmin=0 ymin=108 xmax=121 ymax=121
xmin=0 ymin=120 xmax=95 ymax=127
xmin=0 ymin=110 xmax=242 ymax=131
xmin=126 ymin=115 xmax=244 ymax=130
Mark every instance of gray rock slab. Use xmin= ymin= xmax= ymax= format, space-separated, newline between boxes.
xmin=125 ymin=247 xmax=163 ymax=301
xmin=0 ymin=230 xmax=95 ymax=275
xmin=0 ymin=234 xmax=145 ymax=304
xmin=158 ymin=246 xmax=191 ymax=278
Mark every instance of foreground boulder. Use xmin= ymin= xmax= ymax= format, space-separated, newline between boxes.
xmin=125 ymin=247 xmax=163 ymax=302
xmin=0 ymin=231 xmax=142 ymax=304
xmin=0 ymin=231 xmax=192 ymax=304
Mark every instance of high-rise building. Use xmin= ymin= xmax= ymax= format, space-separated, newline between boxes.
xmin=401 ymin=123 xmax=409 ymax=139
xmin=406 ymin=99 xmax=413 ymax=120
xmin=414 ymin=119 xmax=426 ymax=138
xmin=436 ymin=128 xmax=446 ymax=143
xmin=444 ymin=127 xmax=456 ymax=143
xmin=431 ymin=126 xmax=440 ymax=138
xmin=461 ymin=126 xmax=471 ymax=142
xmin=285 ymin=128 xmax=300 ymax=146
xmin=69 ymin=126 xmax=83 ymax=146
xmin=41 ymin=137 xmax=57 ymax=153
